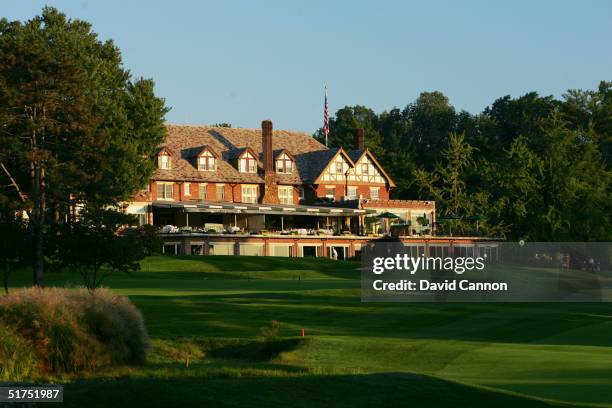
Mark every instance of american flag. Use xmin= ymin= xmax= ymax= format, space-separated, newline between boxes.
xmin=323 ymin=86 xmax=329 ymax=146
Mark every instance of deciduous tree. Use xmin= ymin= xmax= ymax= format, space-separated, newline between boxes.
xmin=0 ymin=7 xmax=169 ymax=285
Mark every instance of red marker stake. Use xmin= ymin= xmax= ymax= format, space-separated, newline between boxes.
xmin=301 ymin=327 xmax=305 ymax=337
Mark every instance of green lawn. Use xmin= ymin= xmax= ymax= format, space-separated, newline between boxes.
xmin=9 ymin=255 xmax=612 ymax=407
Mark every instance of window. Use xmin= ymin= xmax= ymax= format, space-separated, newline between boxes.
xmin=198 ymin=151 xmax=216 ymax=171
xmin=184 ymin=183 xmax=190 ymax=196
xmin=270 ymin=245 xmax=293 ymax=257
xmin=299 ymin=186 xmax=305 ymax=201
xmin=278 ymin=186 xmax=293 ymax=205
xmin=199 ymin=183 xmax=208 ymax=201
xmin=361 ymin=163 xmax=369 ymax=174
xmin=347 ymin=186 xmax=357 ymax=200
xmin=276 ymin=153 xmax=293 ymax=174
xmin=239 ymin=243 xmax=264 ymax=256
xmin=241 ymin=184 xmax=258 ymax=203
xmin=216 ymin=184 xmax=225 ymax=201
xmin=370 ymin=187 xmax=380 ymax=200
xmin=335 ymin=162 xmax=343 ymax=174
xmin=159 ymin=154 xmax=171 ymax=170
xmin=325 ymin=186 xmax=336 ymax=199
xmin=156 ymin=182 xmax=173 ymax=200
xmin=239 ymin=152 xmax=257 ymax=173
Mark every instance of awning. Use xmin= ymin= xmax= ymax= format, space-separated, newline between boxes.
xmin=152 ymin=201 xmax=375 ymax=217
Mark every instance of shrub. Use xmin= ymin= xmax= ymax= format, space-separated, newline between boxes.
xmin=153 ymin=339 xmax=205 ymax=368
xmin=259 ymin=320 xmax=281 ymax=342
xmin=0 ymin=324 xmax=37 ymax=380
xmin=76 ymin=289 xmax=149 ymax=365
xmin=0 ymin=287 xmax=149 ymax=377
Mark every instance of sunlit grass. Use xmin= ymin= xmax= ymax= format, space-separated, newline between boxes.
xmin=7 ymin=255 xmax=612 ymax=407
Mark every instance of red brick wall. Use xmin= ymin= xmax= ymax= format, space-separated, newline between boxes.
xmin=148 ymin=180 xmax=393 ymax=205
xmin=315 ymin=184 xmax=344 ymax=201
xmin=294 ymin=186 xmax=301 ymax=204
xmin=313 ymin=184 xmax=389 ymax=201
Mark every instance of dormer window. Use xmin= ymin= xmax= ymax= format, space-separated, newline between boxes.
xmin=158 ymin=152 xmax=171 ymax=170
xmin=198 ymin=150 xmax=217 ymax=171
xmin=276 ymin=152 xmax=293 ymax=174
xmin=239 ymin=152 xmax=257 ymax=173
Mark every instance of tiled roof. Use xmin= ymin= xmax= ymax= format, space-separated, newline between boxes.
xmin=152 ymin=125 xmax=328 ymax=185
xmin=347 ymin=149 xmax=364 ymax=163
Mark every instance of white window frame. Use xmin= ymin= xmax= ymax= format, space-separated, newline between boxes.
xmin=239 ymin=152 xmax=257 ymax=173
xmin=198 ymin=151 xmax=216 ymax=171
xmin=216 ymin=184 xmax=225 ymax=201
xmin=159 ymin=154 xmax=171 ymax=170
xmin=184 ymin=182 xmax=190 ymax=196
xmin=298 ymin=244 xmax=322 ymax=257
xmin=241 ymin=184 xmax=258 ymax=203
xmin=370 ymin=187 xmax=379 ymax=200
xmin=199 ymin=183 xmax=208 ymax=201
xmin=325 ymin=185 xmax=336 ymax=199
xmin=278 ymin=186 xmax=294 ymax=205
xmin=276 ymin=153 xmax=293 ymax=174
xmin=347 ymin=186 xmax=357 ymax=200
xmin=156 ymin=182 xmax=174 ymax=200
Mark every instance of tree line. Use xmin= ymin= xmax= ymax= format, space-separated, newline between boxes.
xmin=0 ymin=7 xmax=167 ymax=287
xmin=315 ymin=84 xmax=612 ymax=241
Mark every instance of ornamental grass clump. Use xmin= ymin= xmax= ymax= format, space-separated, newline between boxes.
xmin=0 ymin=287 xmax=149 ymax=379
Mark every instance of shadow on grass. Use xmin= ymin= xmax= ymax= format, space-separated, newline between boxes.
xmin=62 ymin=372 xmax=575 ymax=408
xmin=130 ymin=292 xmax=612 ymax=347
xmin=141 ymin=254 xmax=360 ymax=274
xmin=205 ymin=338 xmax=307 ymax=361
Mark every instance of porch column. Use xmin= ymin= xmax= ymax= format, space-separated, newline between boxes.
xmin=181 ymin=238 xmax=190 ymax=255
xmin=431 ymin=210 xmax=436 ymax=235
xmin=408 ymin=209 xmax=412 ymax=236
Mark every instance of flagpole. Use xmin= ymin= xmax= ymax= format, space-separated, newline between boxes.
xmin=324 ymin=86 xmax=329 ymax=147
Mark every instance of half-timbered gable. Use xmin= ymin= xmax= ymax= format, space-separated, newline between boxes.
xmin=347 ymin=150 xmax=395 ymax=187
xmin=314 ymin=149 xmax=354 ymax=184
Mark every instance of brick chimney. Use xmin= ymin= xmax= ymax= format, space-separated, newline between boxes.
xmin=353 ymin=128 xmax=365 ymax=150
xmin=262 ymin=120 xmax=274 ymax=173
xmin=261 ymin=120 xmax=279 ymax=204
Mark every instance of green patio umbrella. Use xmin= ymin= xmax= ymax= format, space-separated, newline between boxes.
xmin=376 ymin=212 xmax=401 ymax=235
xmin=377 ymin=212 xmax=401 ymax=219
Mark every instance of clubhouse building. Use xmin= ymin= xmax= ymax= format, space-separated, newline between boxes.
xmin=125 ymin=120 xmax=492 ymax=259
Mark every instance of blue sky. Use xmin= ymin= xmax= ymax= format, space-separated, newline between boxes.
xmin=4 ymin=0 xmax=612 ymax=133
